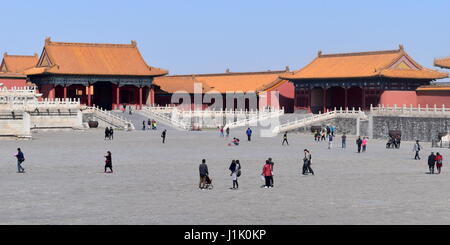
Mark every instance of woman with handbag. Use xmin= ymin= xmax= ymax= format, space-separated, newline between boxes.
xmin=104 ymin=151 xmax=113 ymax=173
xmin=229 ymin=160 xmax=241 ymax=189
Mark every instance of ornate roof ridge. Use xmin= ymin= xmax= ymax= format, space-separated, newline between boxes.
xmin=168 ymin=70 xmax=287 ymax=78
xmin=45 ymin=37 xmax=137 ymax=48
xmin=318 ymin=46 xmax=403 ymax=58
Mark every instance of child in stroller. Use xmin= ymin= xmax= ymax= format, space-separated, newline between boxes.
xmin=205 ymin=175 xmax=213 ymax=189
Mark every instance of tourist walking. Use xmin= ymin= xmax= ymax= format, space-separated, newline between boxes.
xmin=122 ymin=104 xmax=126 ymax=113
xmin=413 ymin=140 xmax=421 ymax=160
xmin=226 ymin=127 xmax=230 ymax=137
xmin=282 ymin=132 xmax=289 ymax=146
xmin=262 ymin=160 xmax=273 ymax=188
xmin=268 ymin=157 xmax=274 ymax=187
xmin=246 ymin=128 xmax=253 ymax=142
xmin=428 ymin=152 xmax=436 ymax=174
xmin=220 ymin=126 xmax=224 ymax=137
xmin=302 ymin=149 xmax=314 ymax=175
xmin=142 ymin=120 xmax=146 ymax=130
xmin=104 ymin=151 xmax=113 ymax=173
xmin=341 ymin=133 xmax=347 ymax=148
xmin=199 ymin=159 xmax=209 ymax=189
xmin=436 ymin=152 xmax=443 ymax=174
xmin=229 ymin=160 xmax=241 ymax=189
xmin=161 ymin=129 xmax=167 ymax=144
xmin=328 ymin=134 xmax=333 ymax=149
xmin=109 ymin=127 xmax=114 ymax=140
xmin=362 ymin=137 xmax=368 ymax=152
xmin=105 ymin=127 xmax=110 ymax=140
xmin=15 ymin=148 xmax=25 ymax=173
xmin=356 ymin=136 xmax=363 ymax=153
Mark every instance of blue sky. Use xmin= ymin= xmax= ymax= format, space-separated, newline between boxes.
xmin=1 ymin=0 xmax=449 ymax=76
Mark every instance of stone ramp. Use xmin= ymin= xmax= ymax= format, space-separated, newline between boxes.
xmin=112 ymin=110 xmax=182 ymax=131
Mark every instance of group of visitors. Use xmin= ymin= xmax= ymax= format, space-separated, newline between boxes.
xmin=314 ymin=125 xmax=335 ymax=142
xmin=143 ymin=119 xmax=157 ymax=130
xmin=219 ymin=127 xmax=230 ymax=137
xmin=104 ymin=127 xmax=114 ymax=140
xmin=356 ymin=136 xmax=368 ymax=153
xmin=428 ymin=152 xmax=443 ymax=174
xmin=199 ymin=154 xmax=318 ymax=190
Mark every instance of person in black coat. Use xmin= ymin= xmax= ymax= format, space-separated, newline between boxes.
xmin=104 ymin=151 xmax=113 ymax=173
xmin=109 ymin=127 xmax=114 ymax=140
xmin=161 ymin=130 xmax=167 ymax=144
xmin=105 ymin=127 xmax=110 ymax=140
xmin=428 ymin=152 xmax=436 ymax=174
xmin=356 ymin=136 xmax=363 ymax=153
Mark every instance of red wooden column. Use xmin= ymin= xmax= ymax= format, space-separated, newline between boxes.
xmin=308 ymin=88 xmax=312 ymax=113
xmin=322 ymin=88 xmax=327 ymax=113
xmin=344 ymin=88 xmax=348 ymax=109
xmin=116 ymin=84 xmax=120 ymax=109
xmin=139 ymin=86 xmax=143 ymax=109
xmin=63 ymin=85 xmax=67 ymax=99
xmin=48 ymin=84 xmax=56 ymax=99
xmin=362 ymin=87 xmax=366 ymax=110
xmin=87 ymin=83 xmax=91 ymax=106
xmin=150 ymin=86 xmax=155 ymax=105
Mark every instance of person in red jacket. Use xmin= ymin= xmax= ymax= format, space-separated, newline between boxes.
xmin=262 ymin=160 xmax=273 ymax=188
xmin=436 ymin=152 xmax=443 ymax=174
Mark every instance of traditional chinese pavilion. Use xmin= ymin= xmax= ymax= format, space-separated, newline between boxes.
xmin=153 ymin=69 xmax=295 ymax=112
xmin=24 ymin=38 xmax=167 ymax=110
xmin=0 ymin=53 xmax=38 ymax=88
xmin=281 ymin=45 xmax=448 ymax=113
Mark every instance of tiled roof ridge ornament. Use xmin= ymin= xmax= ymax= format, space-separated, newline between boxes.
xmin=226 ymin=68 xmax=231 ymax=73
xmin=285 ymin=66 xmax=290 ymax=72
xmin=3 ymin=52 xmax=7 ymax=57
xmin=131 ymin=40 xmax=137 ymax=47
xmin=399 ymin=44 xmax=404 ymax=51
xmin=318 ymin=50 xmax=323 ymax=57
xmin=45 ymin=37 xmax=51 ymax=44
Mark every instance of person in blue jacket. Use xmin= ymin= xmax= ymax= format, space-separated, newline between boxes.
xmin=246 ymin=128 xmax=253 ymax=142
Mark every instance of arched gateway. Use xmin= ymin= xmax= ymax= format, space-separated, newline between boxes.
xmin=24 ymin=38 xmax=167 ymax=110
xmin=282 ymin=46 xmax=448 ymax=113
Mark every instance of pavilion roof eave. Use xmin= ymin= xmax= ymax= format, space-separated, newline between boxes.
xmin=27 ymin=72 xmax=166 ymax=78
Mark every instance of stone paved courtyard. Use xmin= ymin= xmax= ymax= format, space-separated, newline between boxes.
xmin=1 ymin=127 xmax=449 ymax=225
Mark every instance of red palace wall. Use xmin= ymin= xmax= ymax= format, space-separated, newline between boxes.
xmin=379 ymin=91 xmax=418 ymax=107
xmin=265 ymin=81 xmax=295 ymax=113
xmin=0 ymin=78 xmax=27 ymax=88
xmin=416 ymin=91 xmax=450 ymax=107
xmin=379 ymin=90 xmax=450 ymax=107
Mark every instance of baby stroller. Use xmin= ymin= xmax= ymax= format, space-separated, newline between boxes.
xmin=205 ymin=176 xmax=213 ymax=189
xmin=386 ymin=137 xmax=395 ymax=148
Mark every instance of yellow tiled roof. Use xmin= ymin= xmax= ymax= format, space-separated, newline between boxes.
xmin=154 ymin=71 xmax=288 ymax=94
xmin=1 ymin=53 xmax=38 ymax=73
xmin=24 ymin=38 xmax=168 ymax=77
xmin=281 ymin=46 xmax=448 ymax=80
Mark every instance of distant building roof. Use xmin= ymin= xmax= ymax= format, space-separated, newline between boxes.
xmin=1 ymin=53 xmax=38 ymax=73
xmin=434 ymin=57 xmax=450 ymax=69
xmin=281 ymin=46 xmax=448 ymax=80
xmin=0 ymin=72 xmax=27 ymax=79
xmin=154 ymin=70 xmax=288 ymax=94
xmin=417 ymin=82 xmax=450 ymax=91
xmin=24 ymin=37 xmax=168 ymax=77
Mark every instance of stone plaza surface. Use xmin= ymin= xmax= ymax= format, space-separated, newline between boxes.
xmin=0 ymin=128 xmax=449 ymax=225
